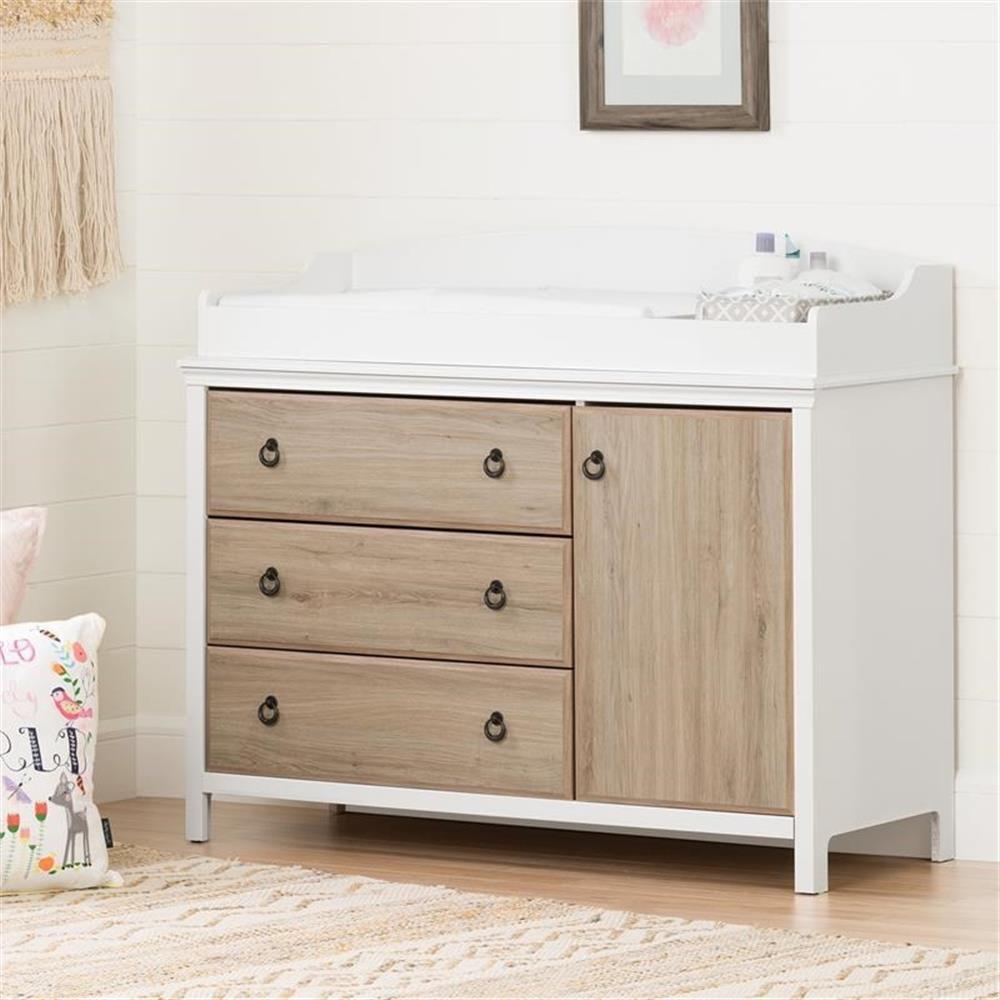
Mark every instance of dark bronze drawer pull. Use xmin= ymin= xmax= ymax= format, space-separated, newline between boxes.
xmin=483 ymin=579 xmax=507 ymax=611
xmin=582 ymin=449 xmax=606 ymax=480
xmin=258 ymin=566 xmax=281 ymax=597
xmin=482 ymin=447 xmax=505 ymax=478
xmin=258 ymin=437 xmax=280 ymax=467
xmin=257 ymin=695 xmax=279 ymax=726
xmin=484 ymin=710 xmax=507 ymax=742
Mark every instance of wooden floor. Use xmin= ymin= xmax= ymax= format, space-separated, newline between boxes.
xmin=103 ymin=797 xmax=999 ymax=952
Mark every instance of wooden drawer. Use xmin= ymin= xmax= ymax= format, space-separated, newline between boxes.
xmin=206 ymin=647 xmax=573 ymax=798
xmin=207 ymin=519 xmax=572 ymax=667
xmin=207 ymin=391 xmax=571 ymax=535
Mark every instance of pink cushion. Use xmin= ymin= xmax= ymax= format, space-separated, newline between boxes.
xmin=1 ymin=507 xmax=47 ymax=625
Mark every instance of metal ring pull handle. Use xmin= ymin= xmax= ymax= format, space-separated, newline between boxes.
xmin=582 ymin=449 xmax=606 ymax=481
xmin=258 ymin=566 xmax=281 ymax=597
xmin=258 ymin=437 xmax=280 ymax=468
xmin=482 ymin=447 xmax=505 ymax=479
xmin=483 ymin=579 xmax=507 ymax=611
xmin=257 ymin=695 xmax=279 ymax=726
xmin=484 ymin=710 xmax=507 ymax=743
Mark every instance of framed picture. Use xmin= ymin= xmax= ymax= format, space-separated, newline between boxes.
xmin=579 ymin=0 xmax=769 ymax=130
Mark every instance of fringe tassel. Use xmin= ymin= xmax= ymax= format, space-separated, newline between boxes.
xmin=1 ymin=75 xmax=122 ymax=307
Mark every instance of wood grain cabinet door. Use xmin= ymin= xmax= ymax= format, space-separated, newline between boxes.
xmin=573 ymin=407 xmax=792 ymax=813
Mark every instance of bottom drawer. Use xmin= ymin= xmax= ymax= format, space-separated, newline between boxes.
xmin=206 ymin=647 xmax=573 ymax=799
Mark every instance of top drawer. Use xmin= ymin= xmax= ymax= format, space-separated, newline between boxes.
xmin=207 ymin=392 xmax=571 ymax=535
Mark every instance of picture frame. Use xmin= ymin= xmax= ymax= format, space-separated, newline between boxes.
xmin=579 ymin=0 xmax=770 ymax=131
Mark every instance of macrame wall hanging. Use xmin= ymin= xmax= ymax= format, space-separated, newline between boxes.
xmin=1 ymin=0 xmax=122 ymax=307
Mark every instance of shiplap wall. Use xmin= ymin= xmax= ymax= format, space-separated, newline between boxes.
xmin=131 ymin=0 xmax=998 ymax=858
xmin=1 ymin=7 xmax=138 ymax=801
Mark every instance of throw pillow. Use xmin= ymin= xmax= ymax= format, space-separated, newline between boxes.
xmin=0 ymin=613 xmax=121 ymax=891
xmin=0 ymin=507 xmax=47 ymax=625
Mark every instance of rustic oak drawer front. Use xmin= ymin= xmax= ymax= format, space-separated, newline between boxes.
xmin=206 ymin=647 xmax=573 ymax=798
xmin=207 ymin=519 xmax=572 ymax=667
xmin=207 ymin=391 xmax=571 ymax=534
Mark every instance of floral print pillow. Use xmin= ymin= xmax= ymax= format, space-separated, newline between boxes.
xmin=0 ymin=614 xmax=121 ymax=891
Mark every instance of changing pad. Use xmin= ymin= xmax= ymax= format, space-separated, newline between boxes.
xmin=697 ymin=289 xmax=892 ymax=323
xmin=217 ymin=287 xmax=699 ymax=319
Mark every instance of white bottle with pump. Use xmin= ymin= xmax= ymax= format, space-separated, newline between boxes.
xmin=737 ymin=232 xmax=800 ymax=287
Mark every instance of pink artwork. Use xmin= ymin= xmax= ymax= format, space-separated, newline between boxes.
xmin=642 ymin=0 xmax=707 ymax=47
xmin=580 ymin=0 xmax=769 ymax=130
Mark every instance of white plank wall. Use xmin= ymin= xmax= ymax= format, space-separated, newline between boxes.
xmin=1 ymin=7 xmax=138 ymax=802
xmin=129 ymin=0 xmax=998 ymax=858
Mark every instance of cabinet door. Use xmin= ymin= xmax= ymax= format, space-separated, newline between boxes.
xmin=574 ymin=407 xmax=792 ymax=813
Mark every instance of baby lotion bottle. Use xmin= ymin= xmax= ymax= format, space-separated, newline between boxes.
xmin=738 ymin=232 xmax=800 ymax=287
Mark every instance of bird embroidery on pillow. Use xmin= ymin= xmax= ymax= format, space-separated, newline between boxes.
xmin=49 ymin=687 xmax=93 ymax=721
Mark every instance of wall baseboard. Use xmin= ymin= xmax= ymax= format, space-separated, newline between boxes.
xmin=96 ymin=716 xmax=137 ymax=804
xmin=134 ymin=715 xmax=187 ymax=798
xmin=122 ymin=717 xmax=999 ymax=862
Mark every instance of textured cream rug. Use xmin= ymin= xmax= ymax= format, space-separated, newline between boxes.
xmin=2 ymin=846 xmax=997 ymax=999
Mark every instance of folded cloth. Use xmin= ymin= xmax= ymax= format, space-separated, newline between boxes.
xmin=697 ymin=288 xmax=891 ymax=323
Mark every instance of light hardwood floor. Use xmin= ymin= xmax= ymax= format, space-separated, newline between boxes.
xmin=103 ymin=797 xmax=999 ymax=952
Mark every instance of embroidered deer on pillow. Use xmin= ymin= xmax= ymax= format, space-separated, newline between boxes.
xmin=48 ymin=773 xmax=91 ymax=868
xmin=0 ymin=614 xmax=120 ymax=890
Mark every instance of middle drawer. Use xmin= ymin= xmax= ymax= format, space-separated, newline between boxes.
xmin=207 ymin=519 xmax=572 ymax=667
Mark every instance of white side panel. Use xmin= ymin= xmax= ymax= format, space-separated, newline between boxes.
xmin=791 ymin=407 xmax=822 ymax=891
xmin=184 ymin=385 xmax=210 ymax=841
xmin=201 ymin=772 xmax=794 ymax=842
xmin=815 ymin=264 xmax=954 ymax=380
xmin=179 ymin=358 xmax=815 ymax=410
xmin=348 ymin=228 xmax=922 ymax=294
xmin=810 ymin=378 xmax=955 ymax=847
xmin=283 ymin=252 xmax=353 ymax=295
xmin=351 ymin=228 xmax=748 ymax=293
xmin=196 ymin=308 xmax=818 ymax=383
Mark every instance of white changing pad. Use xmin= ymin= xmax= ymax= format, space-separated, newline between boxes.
xmin=217 ymin=287 xmax=699 ymax=319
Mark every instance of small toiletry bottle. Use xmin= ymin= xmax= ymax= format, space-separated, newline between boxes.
xmin=738 ymin=232 xmax=800 ymax=287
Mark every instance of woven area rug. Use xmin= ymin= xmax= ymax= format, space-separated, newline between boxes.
xmin=2 ymin=846 xmax=997 ymax=999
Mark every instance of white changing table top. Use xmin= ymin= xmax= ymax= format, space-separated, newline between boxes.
xmin=216 ymin=287 xmax=700 ymax=319
xmin=185 ymin=228 xmax=955 ymax=404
